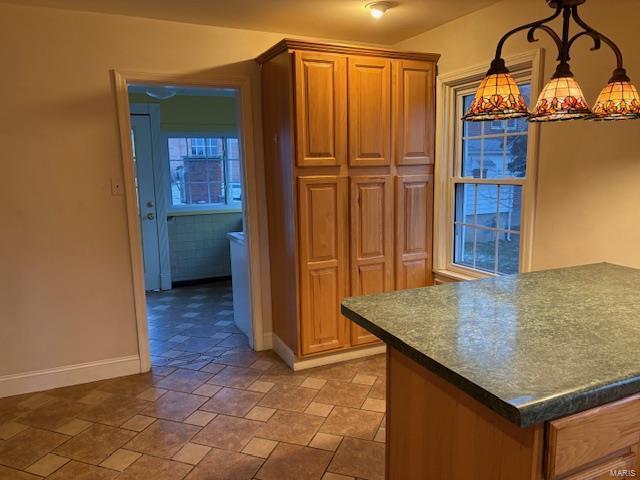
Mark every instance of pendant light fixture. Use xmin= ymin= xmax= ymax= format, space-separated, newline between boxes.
xmin=463 ymin=0 xmax=639 ymax=123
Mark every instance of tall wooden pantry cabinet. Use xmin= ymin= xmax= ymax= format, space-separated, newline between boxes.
xmin=256 ymin=40 xmax=440 ymax=366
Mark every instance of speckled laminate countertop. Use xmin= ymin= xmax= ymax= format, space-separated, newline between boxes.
xmin=341 ymin=263 xmax=640 ymax=427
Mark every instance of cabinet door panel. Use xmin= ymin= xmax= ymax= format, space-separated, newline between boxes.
xmin=395 ymin=60 xmax=435 ymax=165
xmin=294 ymin=52 xmax=347 ymax=167
xmin=348 ymin=57 xmax=391 ymax=167
xmin=350 ymin=175 xmax=393 ymax=345
xmin=299 ymin=176 xmax=348 ymax=355
xmin=395 ymin=175 xmax=434 ymax=290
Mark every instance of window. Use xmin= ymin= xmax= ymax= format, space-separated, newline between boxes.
xmin=436 ymin=52 xmax=541 ymax=280
xmin=167 ymin=136 xmax=241 ymax=210
xmin=453 ymin=84 xmax=530 ymax=275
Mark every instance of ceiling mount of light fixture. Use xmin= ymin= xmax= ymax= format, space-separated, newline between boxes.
xmin=464 ymin=0 xmax=640 ymax=123
xmin=365 ymin=1 xmax=397 ymax=19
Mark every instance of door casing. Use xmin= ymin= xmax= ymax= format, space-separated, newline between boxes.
xmin=113 ymin=70 xmax=270 ymax=373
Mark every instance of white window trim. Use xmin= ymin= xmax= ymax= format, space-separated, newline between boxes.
xmin=161 ymin=131 xmax=242 ymax=215
xmin=434 ymin=49 xmax=545 ymax=281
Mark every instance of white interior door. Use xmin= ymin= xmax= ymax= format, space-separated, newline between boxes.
xmin=131 ymin=114 xmax=162 ymax=291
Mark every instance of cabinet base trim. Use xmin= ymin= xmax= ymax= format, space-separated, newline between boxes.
xmin=272 ymin=335 xmax=386 ymax=371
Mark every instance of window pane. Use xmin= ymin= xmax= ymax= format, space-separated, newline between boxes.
xmin=454 ymin=224 xmax=475 ymax=269
xmin=482 ymin=137 xmax=504 ymax=179
xmin=476 ymin=184 xmax=498 ymax=228
xmin=463 ymin=94 xmax=482 ymax=137
xmin=498 ymin=231 xmax=520 ymax=274
xmin=461 ymin=139 xmax=482 ymax=178
xmin=498 ymin=185 xmax=522 ymax=232
xmin=475 ymin=229 xmax=497 ymax=273
xmin=505 ymin=136 xmax=527 ymax=178
xmin=454 ymin=184 xmax=476 ymax=225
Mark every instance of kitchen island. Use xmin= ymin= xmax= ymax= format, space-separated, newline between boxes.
xmin=341 ymin=263 xmax=640 ymax=480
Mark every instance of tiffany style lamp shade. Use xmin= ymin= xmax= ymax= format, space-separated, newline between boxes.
xmin=462 ymin=72 xmax=529 ymax=121
xmin=529 ymin=76 xmax=592 ymax=122
xmin=592 ymin=80 xmax=640 ymax=120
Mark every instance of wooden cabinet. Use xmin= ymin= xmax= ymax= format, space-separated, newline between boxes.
xmin=546 ymin=393 xmax=640 ymax=480
xmin=395 ymin=175 xmax=434 ymax=289
xmin=348 ymin=57 xmax=391 ymax=167
xmin=298 ymin=176 xmax=349 ymax=354
xmin=394 ymin=60 xmax=435 ymax=165
xmin=294 ymin=51 xmax=347 ymax=167
xmin=350 ymin=175 xmax=393 ymax=345
xmin=258 ymin=39 xmax=439 ymax=361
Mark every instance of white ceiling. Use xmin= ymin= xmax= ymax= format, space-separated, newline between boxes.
xmin=6 ymin=0 xmax=501 ymax=44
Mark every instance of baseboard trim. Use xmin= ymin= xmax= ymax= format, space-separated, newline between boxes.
xmin=271 ymin=335 xmax=386 ymax=371
xmin=258 ymin=332 xmax=273 ymax=351
xmin=0 ymin=355 xmax=141 ymax=398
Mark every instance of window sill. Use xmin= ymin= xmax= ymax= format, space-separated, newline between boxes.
xmin=167 ymin=208 xmax=242 ymax=217
xmin=433 ymin=268 xmax=490 ymax=283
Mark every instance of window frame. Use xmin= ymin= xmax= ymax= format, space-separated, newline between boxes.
xmin=434 ymin=50 xmax=544 ymax=280
xmin=162 ymin=131 xmax=243 ymax=215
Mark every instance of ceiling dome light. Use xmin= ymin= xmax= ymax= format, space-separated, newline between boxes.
xmin=145 ymin=86 xmax=177 ymax=100
xmin=365 ymin=1 xmax=396 ymax=19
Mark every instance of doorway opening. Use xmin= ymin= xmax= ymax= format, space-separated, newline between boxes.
xmin=121 ymin=79 xmax=260 ymax=371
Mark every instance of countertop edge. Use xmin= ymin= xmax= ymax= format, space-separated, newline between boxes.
xmin=341 ymin=303 xmax=640 ymax=428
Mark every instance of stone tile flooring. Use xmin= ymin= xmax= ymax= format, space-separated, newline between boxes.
xmin=0 ymin=281 xmax=386 ymax=479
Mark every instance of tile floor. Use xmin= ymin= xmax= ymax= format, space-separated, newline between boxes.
xmin=0 ymin=281 xmax=386 ymax=479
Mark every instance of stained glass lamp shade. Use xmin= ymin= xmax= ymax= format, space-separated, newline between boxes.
xmin=529 ymin=76 xmax=592 ymax=122
xmin=592 ymin=81 xmax=640 ymax=120
xmin=463 ymin=72 xmax=529 ymax=121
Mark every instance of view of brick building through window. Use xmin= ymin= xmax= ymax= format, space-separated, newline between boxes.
xmin=168 ymin=137 xmax=241 ymax=207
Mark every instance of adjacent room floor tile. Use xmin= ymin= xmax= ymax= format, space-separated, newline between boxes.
xmin=99 ymin=449 xmax=142 ymax=471
xmin=247 ymin=380 xmax=274 ymax=393
xmin=322 ymin=473 xmax=354 ymax=480
xmin=192 ymin=383 xmax=222 ymax=397
xmin=185 ymin=448 xmax=263 ymax=480
xmin=256 ymin=443 xmax=332 ymax=480
xmin=25 ymin=453 xmax=70 ymax=477
xmin=0 ymin=465 xmax=41 ymax=480
xmin=137 ymin=387 xmax=169 ymax=401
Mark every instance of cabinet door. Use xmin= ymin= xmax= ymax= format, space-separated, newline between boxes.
xmin=298 ymin=176 xmax=349 ymax=355
xmin=350 ymin=176 xmax=393 ymax=345
xmin=395 ymin=175 xmax=434 ymax=290
xmin=394 ymin=60 xmax=435 ymax=165
xmin=294 ymin=51 xmax=347 ymax=167
xmin=348 ymin=56 xmax=391 ymax=167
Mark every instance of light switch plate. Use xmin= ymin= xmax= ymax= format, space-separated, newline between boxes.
xmin=111 ymin=178 xmax=124 ymax=196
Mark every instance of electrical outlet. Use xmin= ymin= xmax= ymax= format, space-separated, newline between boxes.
xmin=111 ymin=178 xmax=124 ymax=196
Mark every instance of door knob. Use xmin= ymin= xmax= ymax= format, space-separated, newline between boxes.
xmin=146 ymin=201 xmax=154 ymax=208
xmin=146 ymin=213 xmax=155 ymax=220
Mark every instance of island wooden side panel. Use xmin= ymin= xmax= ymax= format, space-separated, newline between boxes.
xmin=386 ymin=347 xmax=545 ymax=480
